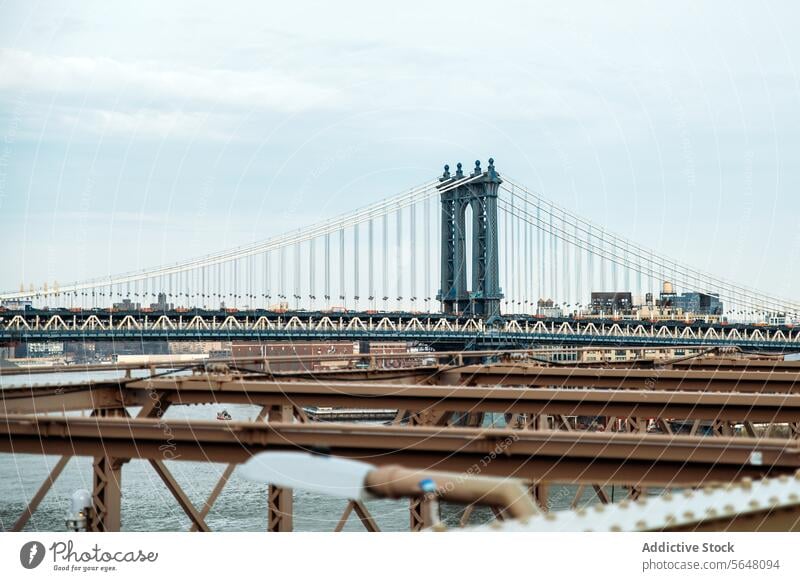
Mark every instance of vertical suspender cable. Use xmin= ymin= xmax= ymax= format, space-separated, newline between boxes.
xmin=368 ymin=218 xmax=374 ymax=308
xmin=251 ymin=254 xmax=255 ymax=306
xmin=504 ymin=202 xmax=509 ymax=310
xmin=396 ymin=204 xmax=402 ymax=309
xmin=324 ymin=233 xmax=330 ymax=309
xmin=264 ymin=251 xmax=272 ymax=308
xmin=424 ymin=195 xmax=431 ymax=311
xmin=524 ymin=188 xmax=530 ymax=313
xmin=587 ymin=226 xmax=594 ymax=301
xmin=294 ymin=241 xmax=301 ymax=308
xmin=410 ymin=202 xmax=416 ymax=307
xmin=382 ymin=213 xmax=388 ymax=310
xmin=309 ymin=238 xmax=315 ymax=308
xmin=353 ymin=223 xmax=360 ymax=309
xmin=280 ymin=247 xmax=286 ymax=302
xmin=231 ymin=259 xmax=239 ymax=308
xmin=623 ymin=241 xmax=630 ymax=296
xmin=339 ymin=228 xmax=345 ymax=305
xmin=575 ymin=223 xmax=581 ymax=310
xmin=599 ymin=230 xmax=605 ymax=292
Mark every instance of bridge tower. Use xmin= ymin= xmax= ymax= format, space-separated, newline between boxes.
xmin=437 ymin=158 xmax=503 ymax=320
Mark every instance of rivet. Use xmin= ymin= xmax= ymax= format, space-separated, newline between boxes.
xmin=779 ymin=475 xmax=789 ymax=483
xmin=432 ymin=522 xmax=447 ymax=532
xmin=576 ymin=508 xmax=587 ymax=517
xmin=723 ymin=504 xmax=735 ymax=514
xmin=663 ymin=492 xmax=673 ymax=501
xmin=490 ymin=520 xmax=503 ymax=530
xmin=619 ymin=500 xmax=630 ymax=509
xmin=635 ymin=520 xmax=647 ymax=529
xmin=544 ymin=513 xmax=556 ymax=521
xmin=748 ymin=500 xmax=759 ymax=509
xmin=665 ymin=514 xmax=676 ymax=524
xmin=594 ymin=504 xmax=605 ymax=512
xmin=682 ymin=490 xmax=693 ymax=498
xmin=740 ymin=477 xmax=753 ymax=490
xmin=610 ymin=525 xmax=622 ymax=532
xmin=769 ymin=496 xmax=780 ymax=505
xmin=788 ymin=493 xmax=799 ymax=502
xmin=683 ymin=511 xmax=695 ymax=519
xmin=706 ymin=508 xmax=718 ymax=517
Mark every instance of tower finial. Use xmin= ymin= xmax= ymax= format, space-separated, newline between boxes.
xmin=455 ymin=162 xmax=463 ymax=178
xmin=472 ymin=159 xmax=482 ymax=176
xmin=441 ymin=164 xmax=451 ymax=180
xmin=488 ymin=157 xmax=498 ymax=179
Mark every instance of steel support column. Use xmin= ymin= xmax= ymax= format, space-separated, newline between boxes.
xmin=267 ymin=485 xmax=293 ymax=532
xmin=90 ymin=408 xmax=126 ymax=532
xmin=267 ymin=404 xmax=293 ymax=532
xmin=91 ymin=455 xmax=122 ymax=531
xmin=409 ymin=497 xmax=437 ymax=531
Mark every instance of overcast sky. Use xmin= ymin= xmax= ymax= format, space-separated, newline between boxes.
xmin=1 ymin=1 xmax=799 ymax=298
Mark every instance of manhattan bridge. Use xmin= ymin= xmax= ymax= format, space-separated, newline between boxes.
xmin=2 ymin=159 xmax=799 ymax=351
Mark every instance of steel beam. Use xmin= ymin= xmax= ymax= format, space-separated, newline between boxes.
xmin=7 ymin=376 xmax=800 ymax=423
xmin=12 ymin=456 xmax=70 ymax=531
xmin=458 ymin=365 xmax=800 ymax=393
xmin=2 ymin=414 xmax=799 ymax=486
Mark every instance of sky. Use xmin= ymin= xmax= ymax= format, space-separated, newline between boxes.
xmin=1 ymin=0 xmax=799 ymax=299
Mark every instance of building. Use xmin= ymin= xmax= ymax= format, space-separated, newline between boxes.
xmin=536 ymin=299 xmax=563 ymax=318
xmin=659 ymin=281 xmax=723 ymax=316
xmin=580 ymin=347 xmax=705 ymax=363
xmin=169 ymin=341 xmax=227 ymax=355
xmin=113 ymin=298 xmax=141 ymax=311
xmin=0 ymin=298 xmax=33 ymax=310
xmin=18 ymin=342 xmax=65 ymax=358
xmin=232 ymin=341 xmax=359 ymax=372
xmin=231 ymin=340 xmax=418 ymax=372
xmin=149 ymin=292 xmax=172 ymax=311
xmin=590 ymin=292 xmax=633 ymax=315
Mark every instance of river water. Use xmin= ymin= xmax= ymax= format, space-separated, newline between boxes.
xmin=0 ymin=370 xmax=604 ymax=532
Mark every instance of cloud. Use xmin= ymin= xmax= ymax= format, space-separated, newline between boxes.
xmin=0 ymin=48 xmax=341 ymax=113
xmin=58 ymin=108 xmax=231 ymax=140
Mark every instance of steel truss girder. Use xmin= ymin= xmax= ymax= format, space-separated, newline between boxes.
xmin=7 ymin=375 xmax=800 ymax=423
xmin=3 ymin=414 xmax=800 ymax=486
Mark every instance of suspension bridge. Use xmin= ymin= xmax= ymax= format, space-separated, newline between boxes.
xmin=2 ymin=159 xmax=799 ymax=351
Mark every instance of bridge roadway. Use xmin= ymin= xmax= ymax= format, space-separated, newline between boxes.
xmin=2 ymin=308 xmax=800 ymax=351
xmin=2 ymin=413 xmax=798 ymax=486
